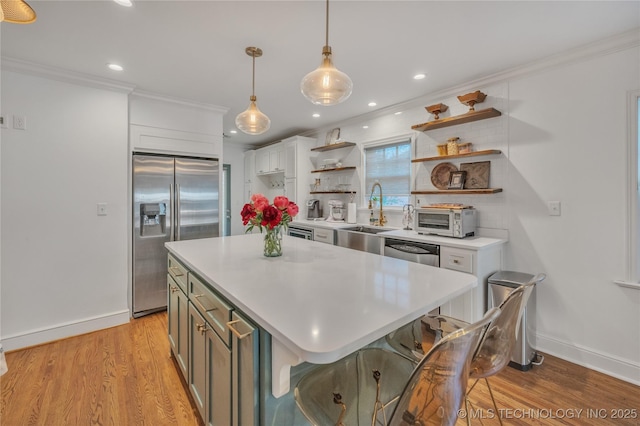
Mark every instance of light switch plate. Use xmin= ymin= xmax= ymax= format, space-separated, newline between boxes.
xmin=97 ymin=203 xmax=108 ymax=216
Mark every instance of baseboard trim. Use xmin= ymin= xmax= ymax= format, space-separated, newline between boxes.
xmin=1 ymin=310 xmax=130 ymax=352
xmin=536 ymin=333 xmax=640 ymax=386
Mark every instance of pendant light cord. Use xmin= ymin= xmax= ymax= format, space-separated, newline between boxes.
xmin=325 ymin=0 xmax=329 ymax=47
xmin=252 ymin=53 xmax=256 ymax=98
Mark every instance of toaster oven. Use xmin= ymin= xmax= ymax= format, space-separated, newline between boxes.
xmin=415 ymin=207 xmax=476 ymax=238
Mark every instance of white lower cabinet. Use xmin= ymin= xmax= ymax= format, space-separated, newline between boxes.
xmin=313 ymin=227 xmax=334 ymax=245
xmin=439 ymin=244 xmax=503 ymax=323
xmin=169 ymin=255 xmax=259 ymax=426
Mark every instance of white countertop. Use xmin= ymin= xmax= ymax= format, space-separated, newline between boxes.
xmin=381 ymin=229 xmax=507 ymax=250
xmin=291 ymin=220 xmax=506 ymax=250
xmin=290 ymin=219 xmax=358 ymax=230
xmin=166 ymin=234 xmax=476 ymax=364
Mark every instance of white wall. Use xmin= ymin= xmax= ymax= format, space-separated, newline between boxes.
xmin=223 ymin=141 xmax=248 ymax=236
xmin=506 ymin=47 xmax=640 ymax=383
xmin=1 ymin=70 xmax=131 ymax=350
xmin=302 ymin=36 xmax=640 ymax=384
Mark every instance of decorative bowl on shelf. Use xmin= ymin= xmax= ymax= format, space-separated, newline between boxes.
xmin=425 ymin=103 xmax=448 ymax=120
xmin=457 ymin=90 xmax=487 ymax=111
xmin=322 ymin=158 xmax=340 ymax=168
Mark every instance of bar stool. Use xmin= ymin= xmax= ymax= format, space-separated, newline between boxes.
xmin=294 ymin=307 xmax=501 ymax=426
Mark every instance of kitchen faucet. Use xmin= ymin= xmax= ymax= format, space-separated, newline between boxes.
xmin=368 ymin=182 xmax=386 ymax=226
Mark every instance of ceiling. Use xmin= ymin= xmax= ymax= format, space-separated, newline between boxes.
xmin=2 ymin=1 xmax=639 ymax=147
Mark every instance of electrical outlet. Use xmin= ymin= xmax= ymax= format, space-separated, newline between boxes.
xmin=13 ymin=115 xmax=26 ymax=130
xmin=548 ymin=201 xmax=561 ymax=216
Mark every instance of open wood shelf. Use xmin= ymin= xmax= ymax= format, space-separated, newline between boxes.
xmin=411 ymin=108 xmax=501 ymax=132
xmin=412 ymin=149 xmax=501 ymax=163
xmin=310 ymin=191 xmax=357 ymax=194
xmin=310 ymin=142 xmax=356 ymax=152
xmin=311 ymin=166 xmax=356 ymax=173
xmin=412 ymin=188 xmax=503 ymax=195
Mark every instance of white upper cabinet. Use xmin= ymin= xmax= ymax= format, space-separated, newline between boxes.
xmin=255 ymin=142 xmax=284 ymax=175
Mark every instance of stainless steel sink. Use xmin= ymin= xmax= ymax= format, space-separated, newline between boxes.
xmin=340 ymin=225 xmax=388 ymax=234
xmin=335 ymin=226 xmax=387 ymax=254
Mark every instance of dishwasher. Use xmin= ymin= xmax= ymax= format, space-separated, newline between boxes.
xmin=383 ymin=238 xmax=440 ymax=319
xmin=383 ymin=238 xmax=440 ymax=267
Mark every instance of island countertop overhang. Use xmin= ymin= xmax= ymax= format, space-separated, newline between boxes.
xmin=165 ymin=234 xmax=477 ymax=365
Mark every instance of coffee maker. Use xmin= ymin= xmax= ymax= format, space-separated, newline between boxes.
xmin=306 ymin=199 xmax=322 ymax=219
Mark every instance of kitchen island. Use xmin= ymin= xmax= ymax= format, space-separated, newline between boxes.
xmin=165 ymin=234 xmax=477 ymax=424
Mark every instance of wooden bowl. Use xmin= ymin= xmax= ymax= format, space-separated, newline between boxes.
xmin=425 ymin=103 xmax=448 ymax=119
xmin=457 ymin=91 xmax=487 ymax=111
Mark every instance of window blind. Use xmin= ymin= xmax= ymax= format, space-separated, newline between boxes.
xmin=364 ymin=140 xmax=411 ymax=207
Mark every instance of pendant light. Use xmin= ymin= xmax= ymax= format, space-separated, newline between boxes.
xmin=235 ymin=47 xmax=271 ymax=135
xmin=0 ymin=0 xmax=37 ymax=24
xmin=300 ymin=0 xmax=352 ymax=106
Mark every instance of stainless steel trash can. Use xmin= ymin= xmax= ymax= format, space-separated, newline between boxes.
xmin=488 ymin=270 xmax=540 ymax=371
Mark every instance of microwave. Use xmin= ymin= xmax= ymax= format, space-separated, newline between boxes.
xmin=415 ymin=207 xmax=477 ymax=238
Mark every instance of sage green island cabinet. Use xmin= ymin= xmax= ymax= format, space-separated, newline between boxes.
xmin=167 ymin=254 xmax=260 ymax=426
xmin=167 ymin=254 xmax=189 ymax=379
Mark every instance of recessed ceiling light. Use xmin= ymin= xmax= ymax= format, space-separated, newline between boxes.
xmin=368 ymin=102 xmax=377 ymax=107
xmin=113 ymin=0 xmax=132 ymax=7
xmin=107 ymin=63 xmax=123 ymax=71
xmin=362 ymin=125 xmax=369 ymax=129
xmin=413 ymin=73 xmax=426 ymax=80
xmin=394 ymin=111 xmax=403 ymax=115
xmin=230 ymin=130 xmax=237 ymax=134
xmin=312 ymin=113 xmax=320 ymax=118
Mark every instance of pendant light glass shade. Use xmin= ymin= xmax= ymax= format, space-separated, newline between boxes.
xmin=235 ymin=47 xmax=270 ymax=135
xmin=0 ymin=0 xmax=37 ymax=24
xmin=300 ymin=0 xmax=352 ymax=106
xmin=235 ymin=96 xmax=271 ymax=135
xmin=301 ymin=47 xmax=353 ymax=106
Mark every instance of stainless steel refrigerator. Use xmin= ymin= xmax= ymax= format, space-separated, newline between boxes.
xmin=132 ymin=153 xmax=219 ymax=317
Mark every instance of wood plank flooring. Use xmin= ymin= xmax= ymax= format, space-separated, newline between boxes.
xmin=1 ymin=312 xmax=202 ymax=426
xmin=1 ymin=312 xmax=638 ymax=425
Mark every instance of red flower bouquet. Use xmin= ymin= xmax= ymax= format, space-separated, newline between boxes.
xmin=241 ymin=194 xmax=299 ymax=256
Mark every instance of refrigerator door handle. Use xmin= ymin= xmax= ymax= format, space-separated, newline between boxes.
xmin=169 ymin=184 xmax=175 ymax=241
xmin=176 ymin=183 xmax=181 ymax=241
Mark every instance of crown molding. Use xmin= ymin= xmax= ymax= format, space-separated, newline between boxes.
xmin=313 ymin=27 xmax=640 ymax=130
xmin=1 ymin=56 xmax=136 ymax=94
xmin=130 ymin=89 xmax=229 ymax=115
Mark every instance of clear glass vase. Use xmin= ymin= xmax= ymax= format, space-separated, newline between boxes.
xmin=263 ymin=225 xmax=283 ymax=257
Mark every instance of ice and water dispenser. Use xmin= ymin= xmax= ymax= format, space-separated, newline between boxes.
xmin=140 ymin=203 xmax=167 ymax=236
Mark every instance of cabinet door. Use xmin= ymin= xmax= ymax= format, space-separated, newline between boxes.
xmin=229 ymin=312 xmax=259 ymax=426
xmin=284 ymin=178 xmax=296 ymax=203
xmin=284 ymin=141 xmax=296 ymax=179
xmin=168 ymin=275 xmax=189 ymax=379
xmin=206 ymin=326 xmax=232 ymax=426
xmin=244 ymin=150 xmax=255 ymax=183
xmin=188 ymin=303 xmax=207 ymax=421
xmin=256 ymin=150 xmax=270 ymax=174
xmin=439 ymin=247 xmax=475 ymax=323
xmin=276 ymin=148 xmax=286 ymax=173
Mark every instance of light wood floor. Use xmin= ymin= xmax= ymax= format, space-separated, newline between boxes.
xmin=1 ymin=312 xmax=638 ymax=425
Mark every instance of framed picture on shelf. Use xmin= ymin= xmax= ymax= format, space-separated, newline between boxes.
xmin=448 ymin=171 xmax=467 ymax=190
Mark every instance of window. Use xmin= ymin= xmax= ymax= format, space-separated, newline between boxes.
xmin=364 ymin=137 xmax=412 ymax=207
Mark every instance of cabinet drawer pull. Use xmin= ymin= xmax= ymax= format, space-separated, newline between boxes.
xmin=193 ymin=294 xmax=219 ymax=313
xmin=227 ymin=319 xmax=252 ymax=340
xmin=169 ymin=266 xmax=184 ymax=277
